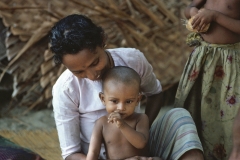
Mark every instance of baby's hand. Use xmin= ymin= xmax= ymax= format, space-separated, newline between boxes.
xmin=108 ymin=110 xmax=124 ymax=128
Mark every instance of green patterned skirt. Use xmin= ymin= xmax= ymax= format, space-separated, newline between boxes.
xmin=175 ymin=33 xmax=240 ymax=160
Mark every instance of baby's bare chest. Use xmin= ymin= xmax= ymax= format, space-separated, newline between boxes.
xmin=102 ymin=122 xmax=136 ymax=146
xmin=103 ymin=129 xmax=126 ymax=146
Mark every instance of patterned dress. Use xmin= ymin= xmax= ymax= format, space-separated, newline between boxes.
xmin=175 ymin=33 xmax=240 ymax=160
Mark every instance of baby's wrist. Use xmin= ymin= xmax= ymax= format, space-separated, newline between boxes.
xmin=118 ymin=121 xmax=126 ymax=129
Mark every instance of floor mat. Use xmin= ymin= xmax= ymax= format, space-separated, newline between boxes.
xmin=0 ymin=129 xmax=62 ymax=160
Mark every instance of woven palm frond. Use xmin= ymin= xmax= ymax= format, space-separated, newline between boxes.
xmin=0 ymin=0 xmax=191 ymax=110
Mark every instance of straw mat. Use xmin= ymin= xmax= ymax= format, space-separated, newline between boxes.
xmin=0 ymin=129 xmax=62 ymax=160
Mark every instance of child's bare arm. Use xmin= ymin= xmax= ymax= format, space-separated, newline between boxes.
xmin=229 ymin=108 xmax=240 ymax=160
xmin=192 ymin=8 xmax=240 ymax=35
xmin=109 ymin=113 xmax=149 ymax=149
xmin=185 ymin=0 xmax=206 ymax=19
xmin=86 ymin=118 xmax=104 ymax=160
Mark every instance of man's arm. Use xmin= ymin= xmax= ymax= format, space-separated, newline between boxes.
xmin=52 ymin=80 xmax=83 ymax=160
xmin=145 ymin=92 xmax=163 ymax=126
xmin=86 ymin=118 xmax=104 ymax=160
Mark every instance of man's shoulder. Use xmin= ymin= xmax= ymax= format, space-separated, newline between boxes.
xmin=53 ymin=69 xmax=78 ymax=92
xmin=108 ymin=48 xmax=142 ymax=57
xmin=108 ymin=48 xmax=145 ymax=66
xmin=54 ymin=69 xmax=70 ymax=83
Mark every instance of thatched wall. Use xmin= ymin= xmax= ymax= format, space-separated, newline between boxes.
xmin=0 ymin=0 xmax=191 ymax=110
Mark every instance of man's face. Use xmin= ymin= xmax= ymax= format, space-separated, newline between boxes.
xmin=62 ymin=47 xmax=110 ymax=80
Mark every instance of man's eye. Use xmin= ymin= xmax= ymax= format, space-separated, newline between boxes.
xmin=92 ymin=58 xmax=99 ymax=66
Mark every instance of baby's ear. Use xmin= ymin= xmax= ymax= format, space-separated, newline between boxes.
xmin=99 ymin=92 xmax=106 ymax=105
xmin=137 ymin=94 xmax=143 ymax=103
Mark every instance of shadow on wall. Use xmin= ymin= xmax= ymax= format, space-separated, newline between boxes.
xmin=0 ymin=19 xmax=13 ymax=111
xmin=0 ymin=73 xmax=13 ymax=105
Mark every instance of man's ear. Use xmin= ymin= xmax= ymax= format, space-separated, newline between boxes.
xmin=101 ymin=32 xmax=108 ymax=48
xmin=99 ymin=92 xmax=106 ymax=105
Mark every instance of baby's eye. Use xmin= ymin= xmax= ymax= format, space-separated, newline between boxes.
xmin=126 ymin=100 xmax=133 ymax=104
xmin=111 ymin=100 xmax=118 ymax=104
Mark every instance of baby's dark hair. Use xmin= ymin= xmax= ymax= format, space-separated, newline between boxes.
xmin=49 ymin=14 xmax=105 ymax=64
xmin=102 ymin=66 xmax=141 ymax=91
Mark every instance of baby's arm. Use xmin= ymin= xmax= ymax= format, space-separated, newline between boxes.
xmin=109 ymin=113 xmax=149 ymax=149
xmin=86 ymin=118 xmax=104 ymax=160
xmin=185 ymin=0 xmax=206 ymax=19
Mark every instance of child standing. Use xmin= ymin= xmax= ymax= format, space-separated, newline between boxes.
xmin=175 ymin=0 xmax=240 ymax=159
xmin=86 ymin=66 xmax=160 ymax=160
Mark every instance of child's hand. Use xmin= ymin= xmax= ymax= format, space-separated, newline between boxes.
xmin=108 ymin=110 xmax=124 ymax=128
xmin=189 ymin=7 xmax=198 ymax=17
xmin=191 ymin=8 xmax=215 ymax=32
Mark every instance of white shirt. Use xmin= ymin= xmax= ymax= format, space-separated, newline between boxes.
xmin=52 ymin=48 xmax=162 ymax=159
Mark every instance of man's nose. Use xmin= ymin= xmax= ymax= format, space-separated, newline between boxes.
xmin=86 ymin=69 xmax=97 ymax=80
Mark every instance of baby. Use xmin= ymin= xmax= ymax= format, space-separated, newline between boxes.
xmin=86 ymin=66 xmax=157 ymax=160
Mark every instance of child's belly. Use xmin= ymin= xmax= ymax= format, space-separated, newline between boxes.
xmin=201 ymin=23 xmax=240 ymax=44
xmin=201 ymin=1 xmax=240 ymax=44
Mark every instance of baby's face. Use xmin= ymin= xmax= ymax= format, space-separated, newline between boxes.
xmin=100 ymin=81 xmax=141 ymax=119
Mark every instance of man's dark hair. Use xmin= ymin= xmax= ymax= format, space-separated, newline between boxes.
xmin=102 ymin=66 xmax=141 ymax=91
xmin=49 ymin=14 xmax=105 ymax=64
